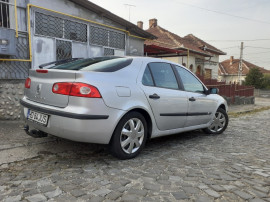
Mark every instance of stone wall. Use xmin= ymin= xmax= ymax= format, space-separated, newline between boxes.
xmin=0 ymin=80 xmax=24 ymax=120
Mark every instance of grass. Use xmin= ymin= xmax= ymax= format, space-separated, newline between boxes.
xmin=228 ymin=106 xmax=270 ymax=118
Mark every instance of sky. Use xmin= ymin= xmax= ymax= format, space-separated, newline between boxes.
xmin=90 ymin=0 xmax=270 ymax=70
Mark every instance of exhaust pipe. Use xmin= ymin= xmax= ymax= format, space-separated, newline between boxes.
xmin=23 ymin=125 xmax=48 ymax=138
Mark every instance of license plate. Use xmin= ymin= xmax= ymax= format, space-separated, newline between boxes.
xmin=27 ymin=109 xmax=49 ymax=126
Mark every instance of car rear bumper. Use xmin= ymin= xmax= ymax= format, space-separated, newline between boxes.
xmin=20 ymin=97 xmax=125 ymax=144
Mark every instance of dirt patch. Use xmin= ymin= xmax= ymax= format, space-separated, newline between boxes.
xmin=229 ymin=106 xmax=270 ymax=118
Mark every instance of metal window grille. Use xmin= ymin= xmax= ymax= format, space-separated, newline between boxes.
xmin=109 ymin=31 xmax=125 ymax=49
xmin=0 ymin=34 xmax=30 ymax=79
xmin=104 ymin=48 xmax=114 ymax=56
xmin=35 ymin=12 xmax=88 ymax=43
xmin=56 ymin=40 xmax=72 ymax=61
xmin=64 ymin=19 xmax=87 ymax=42
xmin=0 ymin=0 xmax=10 ymax=28
xmin=90 ymin=26 xmax=125 ymax=50
xmin=35 ymin=12 xmax=63 ymax=38
xmin=90 ymin=26 xmax=109 ymax=46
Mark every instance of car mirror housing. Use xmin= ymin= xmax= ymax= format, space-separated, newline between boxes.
xmin=209 ymin=88 xmax=219 ymax=94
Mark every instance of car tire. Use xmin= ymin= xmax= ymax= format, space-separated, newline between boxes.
xmin=109 ymin=112 xmax=147 ymax=160
xmin=203 ymin=108 xmax=229 ymax=134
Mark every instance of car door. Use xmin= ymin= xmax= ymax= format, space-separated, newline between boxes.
xmin=141 ymin=62 xmax=188 ymax=131
xmin=174 ymin=65 xmax=217 ymax=127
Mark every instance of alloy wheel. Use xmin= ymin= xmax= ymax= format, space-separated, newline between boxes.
xmin=209 ymin=111 xmax=226 ymax=133
xmin=120 ymin=118 xmax=145 ymax=154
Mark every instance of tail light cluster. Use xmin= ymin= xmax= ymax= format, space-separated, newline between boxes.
xmin=52 ymin=82 xmax=102 ymax=98
xmin=25 ymin=77 xmax=31 ymax=89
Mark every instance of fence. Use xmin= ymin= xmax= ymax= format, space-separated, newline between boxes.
xmin=197 ymin=76 xmax=255 ymax=104
xmin=254 ymin=89 xmax=270 ymax=98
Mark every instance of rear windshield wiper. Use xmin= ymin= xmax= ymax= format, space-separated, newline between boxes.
xmin=39 ymin=58 xmax=83 ymax=69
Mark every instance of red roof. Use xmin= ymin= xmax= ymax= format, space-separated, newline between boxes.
xmin=219 ymin=57 xmax=270 ymax=75
xmin=145 ymin=25 xmax=225 ymax=57
xmin=144 ymin=45 xmax=185 ymax=55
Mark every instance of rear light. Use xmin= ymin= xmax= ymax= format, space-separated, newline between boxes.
xmin=25 ymin=77 xmax=31 ymax=89
xmin=52 ymin=82 xmax=72 ymax=95
xmin=36 ymin=69 xmax=48 ymax=73
xmin=52 ymin=82 xmax=101 ymax=98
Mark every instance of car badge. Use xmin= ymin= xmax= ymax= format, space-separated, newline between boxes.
xmin=36 ymin=84 xmax=42 ymax=95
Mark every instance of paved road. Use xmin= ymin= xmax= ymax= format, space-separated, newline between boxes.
xmin=0 ymin=110 xmax=270 ymax=202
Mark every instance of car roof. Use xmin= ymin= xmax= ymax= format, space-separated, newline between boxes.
xmin=127 ymin=56 xmax=187 ymax=69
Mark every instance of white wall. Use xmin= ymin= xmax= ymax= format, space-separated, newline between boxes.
xmin=218 ymin=75 xmax=245 ymax=83
xmin=203 ymin=55 xmax=219 ymax=79
xmin=160 ymin=53 xmax=221 ymax=79
xmin=28 ymin=0 xmax=143 ymax=68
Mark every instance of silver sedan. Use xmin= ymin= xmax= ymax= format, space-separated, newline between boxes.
xmin=21 ymin=57 xmax=229 ymax=159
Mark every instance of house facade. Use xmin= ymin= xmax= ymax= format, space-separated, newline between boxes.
xmin=0 ymin=0 xmax=155 ymax=119
xmin=219 ymin=56 xmax=270 ymax=83
xmin=143 ymin=19 xmax=226 ymax=79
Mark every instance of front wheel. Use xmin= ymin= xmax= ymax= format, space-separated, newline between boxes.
xmin=203 ymin=108 xmax=229 ymax=134
xmin=109 ymin=112 xmax=147 ymax=160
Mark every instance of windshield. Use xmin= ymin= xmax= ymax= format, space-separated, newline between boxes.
xmin=48 ymin=57 xmax=133 ymax=72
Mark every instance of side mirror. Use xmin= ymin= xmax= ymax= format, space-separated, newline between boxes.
xmin=209 ymin=88 xmax=219 ymax=94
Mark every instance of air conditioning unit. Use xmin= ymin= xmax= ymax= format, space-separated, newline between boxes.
xmin=0 ymin=28 xmax=16 ymax=56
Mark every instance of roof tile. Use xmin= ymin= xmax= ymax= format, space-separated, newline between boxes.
xmin=219 ymin=58 xmax=270 ymax=75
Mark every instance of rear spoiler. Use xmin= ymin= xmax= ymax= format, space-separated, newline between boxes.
xmin=39 ymin=58 xmax=83 ymax=69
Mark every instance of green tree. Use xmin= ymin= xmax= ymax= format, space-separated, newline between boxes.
xmin=245 ymin=68 xmax=264 ymax=89
xmin=262 ymin=74 xmax=270 ymax=89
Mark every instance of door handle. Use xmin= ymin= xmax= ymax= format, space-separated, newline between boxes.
xmin=149 ymin=93 xmax=160 ymax=99
xmin=189 ymin=97 xmax=196 ymax=101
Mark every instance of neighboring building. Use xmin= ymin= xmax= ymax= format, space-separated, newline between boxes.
xmin=0 ymin=0 xmax=155 ymax=119
xmin=143 ymin=19 xmax=226 ymax=79
xmin=219 ymin=56 xmax=270 ymax=83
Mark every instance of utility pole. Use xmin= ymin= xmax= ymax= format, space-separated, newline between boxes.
xmin=124 ymin=4 xmax=136 ymax=22
xmin=238 ymin=42 xmax=244 ymax=85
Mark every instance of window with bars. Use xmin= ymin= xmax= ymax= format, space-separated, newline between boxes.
xmin=0 ymin=0 xmax=10 ymax=28
xmin=64 ymin=20 xmax=87 ymax=42
xmin=90 ymin=26 xmax=125 ymax=50
xmin=35 ymin=12 xmax=87 ymax=43
xmin=90 ymin=26 xmax=108 ymax=46
xmin=104 ymin=48 xmax=114 ymax=56
xmin=34 ymin=12 xmax=126 ymax=51
xmin=109 ymin=31 xmax=125 ymax=49
xmin=35 ymin=12 xmax=63 ymax=38
xmin=56 ymin=40 xmax=72 ymax=61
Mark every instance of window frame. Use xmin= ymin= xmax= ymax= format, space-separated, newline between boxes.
xmin=0 ymin=0 xmax=10 ymax=28
xmin=173 ymin=64 xmax=207 ymax=94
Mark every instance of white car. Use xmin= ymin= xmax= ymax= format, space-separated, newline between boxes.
xmin=21 ymin=56 xmax=229 ymax=159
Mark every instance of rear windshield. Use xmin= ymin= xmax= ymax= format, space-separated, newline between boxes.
xmin=49 ymin=57 xmax=133 ymax=72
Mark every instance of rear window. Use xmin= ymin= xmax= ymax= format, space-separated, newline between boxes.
xmin=49 ymin=57 xmax=133 ymax=72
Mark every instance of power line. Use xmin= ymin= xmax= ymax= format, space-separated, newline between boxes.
xmin=175 ymin=0 xmax=270 ymax=25
xmin=245 ymin=46 xmax=270 ymax=50
xmin=220 ymin=46 xmax=239 ymax=49
xmin=250 ymin=60 xmax=270 ymax=63
xmin=206 ymin=39 xmax=270 ymax=42
xmin=243 ymin=51 xmax=270 ymax=55
xmin=243 ymin=55 xmax=270 ymax=59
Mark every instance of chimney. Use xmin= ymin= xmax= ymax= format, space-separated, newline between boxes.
xmin=230 ymin=56 xmax=234 ymax=65
xmin=137 ymin=21 xmax=143 ymax=29
xmin=149 ymin=18 xmax=157 ymax=28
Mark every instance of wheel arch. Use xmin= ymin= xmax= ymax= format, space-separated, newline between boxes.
xmin=218 ymin=104 xmax=227 ymax=112
xmin=129 ymin=108 xmax=153 ymax=140
xmin=109 ymin=107 xmax=153 ymax=144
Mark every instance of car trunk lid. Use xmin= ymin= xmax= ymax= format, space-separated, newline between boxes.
xmin=25 ymin=69 xmax=76 ymax=108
